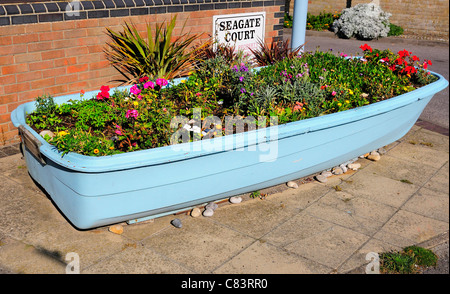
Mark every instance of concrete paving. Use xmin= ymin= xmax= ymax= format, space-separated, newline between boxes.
xmin=0 ymin=32 xmax=448 ymax=277
xmin=0 ymin=125 xmax=448 ymax=275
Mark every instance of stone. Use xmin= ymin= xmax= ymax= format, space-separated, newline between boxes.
xmin=108 ymin=224 xmax=124 ymax=235
xmin=377 ymin=147 xmax=387 ymax=155
xmin=321 ymin=171 xmax=333 ymax=177
xmin=340 ymin=164 xmax=348 ymax=173
xmin=171 ymin=218 xmax=182 ymax=228
xmin=205 ymin=202 xmax=218 ymax=211
xmin=190 ymin=207 xmax=202 ymax=217
xmin=286 ymin=181 xmax=298 ymax=189
xmin=203 ymin=208 xmax=214 ymax=217
xmin=315 ymin=174 xmax=328 ymax=183
xmin=332 ymin=167 xmax=344 ymax=175
xmin=229 ymin=196 xmax=242 ymax=204
xmin=39 ymin=130 xmax=55 ymax=138
xmin=347 ymin=163 xmax=361 ymax=170
xmin=367 ymin=151 xmax=381 ymax=161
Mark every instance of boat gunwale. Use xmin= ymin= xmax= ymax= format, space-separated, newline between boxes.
xmin=11 ymin=71 xmax=448 ymax=173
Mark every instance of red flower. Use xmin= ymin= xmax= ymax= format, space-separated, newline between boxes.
xmin=398 ymin=49 xmax=411 ymax=58
xmin=360 ymin=44 xmax=372 ymax=52
xmin=139 ymin=76 xmax=149 ymax=83
xmin=96 ymin=85 xmax=110 ymax=100
xmin=412 ymin=55 xmax=420 ymax=62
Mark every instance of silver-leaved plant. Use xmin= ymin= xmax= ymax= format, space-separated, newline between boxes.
xmin=332 ymin=3 xmax=392 ymax=40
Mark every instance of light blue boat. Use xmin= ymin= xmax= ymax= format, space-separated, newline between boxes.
xmin=10 ymin=72 xmax=448 ymax=229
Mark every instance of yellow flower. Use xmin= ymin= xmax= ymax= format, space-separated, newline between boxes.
xmin=338 ymin=103 xmax=342 ymax=107
xmin=58 ymin=131 xmax=68 ymax=136
xmin=345 ymin=100 xmax=350 ymax=104
xmin=94 ymin=149 xmax=99 ymax=154
xmin=403 ymin=86 xmax=408 ymax=91
xmin=181 ymin=80 xmax=186 ymax=83
xmin=133 ymin=101 xmax=139 ymax=106
xmin=109 ymin=146 xmax=114 ymax=150
xmin=348 ymin=89 xmax=354 ymax=95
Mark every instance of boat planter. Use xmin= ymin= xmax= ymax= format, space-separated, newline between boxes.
xmin=10 ymin=72 xmax=448 ymax=229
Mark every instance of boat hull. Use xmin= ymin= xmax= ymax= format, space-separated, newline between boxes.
xmin=11 ymin=72 xmax=448 ymax=229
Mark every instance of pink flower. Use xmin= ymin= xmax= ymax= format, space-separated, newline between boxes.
xmin=331 ymin=91 xmax=337 ymax=96
xmin=196 ymin=92 xmax=202 ymax=96
xmin=130 ymin=85 xmax=141 ymax=95
xmin=115 ymin=129 xmax=122 ymax=135
xmin=293 ymin=102 xmax=304 ymax=112
xmin=125 ymin=109 xmax=139 ymax=119
xmin=144 ymin=81 xmax=155 ymax=89
xmin=156 ymin=78 xmax=168 ymax=87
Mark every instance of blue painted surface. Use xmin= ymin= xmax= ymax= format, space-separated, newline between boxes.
xmin=11 ymin=72 xmax=448 ymax=229
xmin=291 ymin=0 xmax=309 ymax=51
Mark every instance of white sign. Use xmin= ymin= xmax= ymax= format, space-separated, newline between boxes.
xmin=213 ymin=12 xmax=265 ymax=54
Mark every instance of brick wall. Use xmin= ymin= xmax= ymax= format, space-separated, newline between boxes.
xmin=0 ymin=0 xmax=285 ymax=146
xmin=289 ymin=0 xmax=449 ymax=40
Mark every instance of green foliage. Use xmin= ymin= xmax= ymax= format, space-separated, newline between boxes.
xmin=105 ymin=15 xmax=208 ymax=84
xmin=388 ymin=23 xmax=404 ymax=36
xmin=306 ymin=11 xmax=341 ymax=31
xmin=249 ymin=38 xmax=304 ymax=66
xmin=26 ymin=41 xmax=438 ymax=157
xmin=380 ymin=246 xmax=437 ymax=274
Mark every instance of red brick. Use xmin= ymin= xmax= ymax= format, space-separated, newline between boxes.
xmin=18 ymin=89 xmax=46 ymax=102
xmin=4 ymin=82 xmax=31 ymax=95
xmin=30 ymin=77 xmax=55 ymax=89
xmin=16 ymin=71 xmax=43 ymax=83
xmin=0 ymin=36 xmax=12 ymax=46
xmin=2 ymin=64 xmax=29 ymax=75
xmin=0 ymin=45 xmax=27 ymax=55
xmin=65 ymin=46 xmax=90 ymax=57
xmin=39 ymin=31 xmax=64 ymax=42
xmin=0 ymin=93 xmax=18 ymax=105
xmin=14 ymin=52 xmax=42 ymax=64
xmin=89 ymin=60 xmax=110 ymax=71
xmin=42 ymin=67 xmax=67 ymax=79
xmin=25 ymin=23 xmax=52 ymax=34
xmin=28 ymin=41 xmax=52 ymax=53
xmin=28 ymin=60 xmax=54 ymax=72
xmin=41 ymin=49 xmax=66 ymax=61
xmin=54 ymin=57 xmax=77 ymax=68
xmin=63 ymin=29 xmax=88 ymax=39
xmin=67 ymin=64 xmax=89 ymax=74
xmin=55 ymin=73 xmax=78 ymax=85
xmin=13 ymin=34 xmax=39 ymax=44
xmin=0 ymin=74 xmax=16 ymax=85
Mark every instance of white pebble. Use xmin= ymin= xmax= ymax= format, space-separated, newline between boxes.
xmin=205 ymin=202 xmax=218 ymax=211
xmin=332 ymin=167 xmax=344 ymax=175
xmin=190 ymin=207 xmax=202 ymax=217
xmin=321 ymin=171 xmax=333 ymax=177
xmin=229 ymin=196 xmax=242 ymax=204
xmin=203 ymin=208 xmax=214 ymax=217
xmin=315 ymin=174 xmax=328 ymax=183
xmin=286 ymin=181 xmax=298 ymax=189
xmin=347 ymin=163 xmax=361 ymax=170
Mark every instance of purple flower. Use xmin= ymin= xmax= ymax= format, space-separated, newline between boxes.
xmin=239 ymin=76 xmax=244 ymax=82
xmin=240 ymin=88 xmax=246 ymax=94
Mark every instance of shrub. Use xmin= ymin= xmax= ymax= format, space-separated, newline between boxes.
xmin=104 ymin=15 xmax=209 ymax=84
xmin=388 ymin=23 xmax=404 ymax=36
xmin=306 ymin=11 xmax=341 ymax=31
xmin=332 ymin=3 xmax=391 ymax=40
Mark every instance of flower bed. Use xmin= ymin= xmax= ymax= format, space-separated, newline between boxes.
xmin=26 ymin=44 xmax=437 ymax=157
